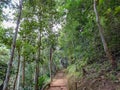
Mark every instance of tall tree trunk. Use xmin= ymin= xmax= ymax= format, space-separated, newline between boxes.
xmin=34 ymin=56 xmax=40 ymax=90
xmin=3 ymin=0 xmax=23 ymax=90
xmin=93 ymin=0 xmax=117 ymax=69
xmin=22 ymin=56 xmax=25 ymax=89
xmin=49 ymin=47 xmax=53 ymax=81
xmin=13 ymin=50 xmax=21 ymax=90
xmin=16 ymin=56 xmax=22 ymax=90
xmin=34 ymin=32 xmax=41 ymax=90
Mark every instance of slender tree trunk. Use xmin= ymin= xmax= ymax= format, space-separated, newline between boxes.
xmin=22 ymin=56 xmax=25 ymax=89
xmin=34 ymin=32 xmax=41 ymax=90
xmin=3 ymin=0 xmax=23 ymax=90
xmin=49 ymin=47 xmax=53 ymax=81
xmin=34 ymin=60 xmax=39 ymax=90
xmin=16 ymin=57 xmax=22 ymax=90
xmin=93 ymin=0 xmax=117 ymax=69
xmin=49 ymin=0 xmax=54 ymax=82
xmin=34 ymin=56 xmax=40 ymax=90
xmin=13 ymin=50 xmax=21 ymax=90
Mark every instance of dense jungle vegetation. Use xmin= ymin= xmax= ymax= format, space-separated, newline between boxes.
xmin=0 ymin=0 xmax=120 ymax=90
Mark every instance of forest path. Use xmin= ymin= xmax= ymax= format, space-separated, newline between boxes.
xmin=47 ymin=70 xmax=68 ymax=90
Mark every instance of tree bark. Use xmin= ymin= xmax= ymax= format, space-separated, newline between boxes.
xmin=3 ymin=0 xmax=23 ymax=90
xmin=49 ymin=47 xmax=53 ymax=81
xmin=34 ymin=59 xmax=39 ymax=90
xmin=13 ymin=50 xmax=21 ymax=90
xmin=34 ymin=31 xmax=41 ymax=90
xmin=16 ymin=56 xmax=22 ymax=90
xmin=22 ymin=56 xmax=25 ymax=89
xmin=93 ymin=0 xmax=117 ymax=69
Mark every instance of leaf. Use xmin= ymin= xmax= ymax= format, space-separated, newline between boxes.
xmin=104 ymin=8 xmax=111 ymax=15
xmin=114 ymin=6 xmax=120 ymax=14
xmin=99 ymin=0 xmax=104 ymax=5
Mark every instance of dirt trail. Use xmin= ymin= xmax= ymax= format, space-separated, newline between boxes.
xmin=48 ymin=70 xmax=68 ymax=90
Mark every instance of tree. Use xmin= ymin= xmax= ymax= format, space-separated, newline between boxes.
xmin=3 ymin=0 xmax=23 ymax=90
xmin=93 ymin=0 xmax=117 ymax=69
xmin=13 ymin=40 xmax=21 ymax=90
xmin=34 ymin=30 xmax=41 ymax=90
xmin=0 ymin=0 xmax=119 ymax=89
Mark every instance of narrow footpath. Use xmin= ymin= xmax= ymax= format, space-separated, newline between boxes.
xmin=48 ymin=70 xmax=68 ymax=90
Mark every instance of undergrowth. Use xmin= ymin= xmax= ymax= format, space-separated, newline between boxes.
xmin=66 ymin=60 xmax=120 ymax=90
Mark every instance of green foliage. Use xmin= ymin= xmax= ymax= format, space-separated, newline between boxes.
xmin=0 ymin=0 xmax=120 ymax=89
xmin=38 ymin=75 xmax=50 ymax=88
xmin=114 ymin=6 xmax=120 ymax=14
xmin=0 ymin=44 xmax=9 ymax=83
xmin=0 ymin=44 xmax=10 ymax=62
xmin=0 ymin=60 xmax=7 ymax=80
xmin=67 ymin=64 xmax=81 ymax=79
xmin=99 ymin=0 xmax=104 ymax=5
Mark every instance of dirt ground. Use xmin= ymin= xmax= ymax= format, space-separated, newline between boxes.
xmin=46 ymin=69 xmax=120 ymax=90
xmin=47 ymin=70 xmax=68 ymax=90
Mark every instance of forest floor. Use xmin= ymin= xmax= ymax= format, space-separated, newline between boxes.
xmin=67 ymin=61 xmax=120 ymax=90
xmin=47 ymin=70 xmax=68 ymax=90
xmin=45 ymin=62 xmax=120 ymax=90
